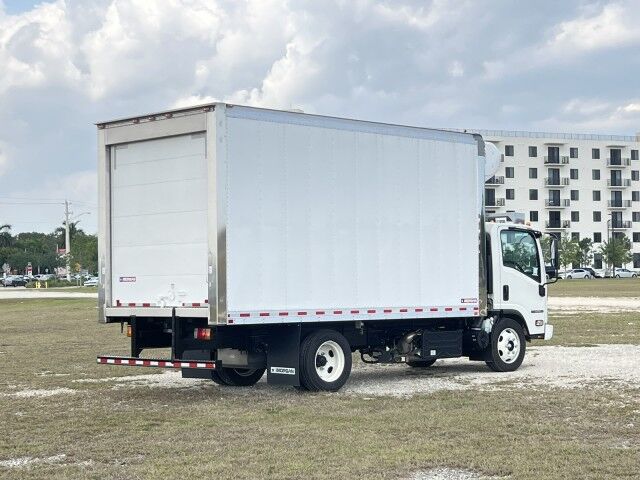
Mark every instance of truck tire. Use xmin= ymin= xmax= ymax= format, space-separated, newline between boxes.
xmin=485 ymin=318 xmax=526 ymax=372
xmin=214 ymin=367 xmax=265 ymax=387
xmin=407 ymin=359 xmax=437 ymax=368
xmin=299 ymin=329 xmax=352 ymax=392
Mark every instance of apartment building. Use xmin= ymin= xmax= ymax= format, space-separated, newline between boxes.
xmin=476 ymin=129 xmax=640 ymax=269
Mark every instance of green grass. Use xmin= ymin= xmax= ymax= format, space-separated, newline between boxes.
xmin=546 ymin=311 xmax=640 ymax=346
xmin=0 ymin=299 xmax=638 ymax=479
xmin=549 ymin=277 xmax=640 ymax=297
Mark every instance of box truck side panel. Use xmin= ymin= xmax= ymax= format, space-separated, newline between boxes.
xmin=110 ymin=133 xmax=208 ymax=307
xmin=224 ymin=108 xmax=480 ymax=319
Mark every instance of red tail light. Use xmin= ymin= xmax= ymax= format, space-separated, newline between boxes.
xmin=194 ymin=328 xmax=212 ymax=340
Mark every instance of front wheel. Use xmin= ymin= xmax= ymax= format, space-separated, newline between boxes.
xmin=214 ymin=367 xmax=265 ymax=386
xmin=300 ymin=329 xmax=352 ymax=392
xmin=615 ymin=274 xmax=621 ymax=278
xmin=486 ymin=318 xmax=526 ymax=372
xmin=566 ymin=275 xmax=572 ymax=279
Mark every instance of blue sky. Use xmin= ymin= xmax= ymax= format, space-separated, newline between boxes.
xmin=1 ymin=0 xmax=640 ymax=233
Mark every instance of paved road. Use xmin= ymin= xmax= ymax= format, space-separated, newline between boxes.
xmin=0 ymin=287 xmax=97 ymax=299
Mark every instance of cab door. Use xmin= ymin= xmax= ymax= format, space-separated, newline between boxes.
xmin=494 ymin=227 xmax=547 ymax=337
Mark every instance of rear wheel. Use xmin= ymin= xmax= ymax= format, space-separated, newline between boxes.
xmin=300 ymin=329 xmax=352 ymax=392
xmin=486 ymin=318 xmax=526 ymax=372
xmin=616 ymin=274 xmax=621 ymax=278
xmin=407 ymin=359 xmax=437 ymax=368
xmin=214 ymin=367 xmax=265 ymax=386
xmin=566 ymin=275 xmax=572 ymax=279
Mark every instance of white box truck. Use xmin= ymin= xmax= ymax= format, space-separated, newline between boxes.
xmin=97 ymin=104 xmax=557 ymax=391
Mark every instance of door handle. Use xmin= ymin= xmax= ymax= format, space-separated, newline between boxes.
xmin=503 ymin=285 xmax=509 ymax=301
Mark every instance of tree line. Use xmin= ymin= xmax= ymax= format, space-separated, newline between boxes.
xmin=0 ymin=223 xmax=97 ymax=275
xmin=543 ymin=232 xmax=633 ymax=272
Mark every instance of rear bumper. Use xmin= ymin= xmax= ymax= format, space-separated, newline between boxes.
xmin=544 ymin=324 xmax=554 ymax=340
xmin=97 ymin=355 xmax=216 ymax=370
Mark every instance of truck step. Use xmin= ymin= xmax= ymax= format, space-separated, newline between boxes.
xmin=97 ymin=355 xmax=215 ymax=370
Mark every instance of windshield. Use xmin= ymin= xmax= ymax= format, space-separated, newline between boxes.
xmin=500 ymin=229 xmax=541 ymax=282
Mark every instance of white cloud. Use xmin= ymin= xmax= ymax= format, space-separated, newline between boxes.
xmin=170 ymin=94 xmax=218 ymax=109
xmin=0 ymin=141 xmax=8 ymax=177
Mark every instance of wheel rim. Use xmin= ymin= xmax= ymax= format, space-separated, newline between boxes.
xmin=496 ymin=328 xmax=520 ymax=364
xmin=315 ymin=340 xmax=345 ymax=382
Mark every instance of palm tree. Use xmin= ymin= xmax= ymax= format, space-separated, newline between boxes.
xmin=0 ymin=224 xmax=12 ymax=247
xmin=55 ymin=221 xmax=82 ymax=245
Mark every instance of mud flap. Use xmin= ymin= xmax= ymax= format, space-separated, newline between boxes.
xmin=266 ymin=324 xmax=301 ymax=386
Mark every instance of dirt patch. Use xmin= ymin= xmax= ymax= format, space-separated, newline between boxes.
xmin=407 ymin=468 xmax=502 ymax=480
xmin=3 ymin=387 xmax=76 ymax=398
xmin=548 ymin=296 xmax=640 ymax=313
xmin=0 ymin=454 xmax=67 ymax=469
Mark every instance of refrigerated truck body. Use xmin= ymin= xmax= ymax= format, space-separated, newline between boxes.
xmin=97 ymin=103 xmax=555 ymax=391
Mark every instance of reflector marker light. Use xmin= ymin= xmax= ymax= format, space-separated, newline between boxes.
xmin=97 ymin=356 xmax=215 ymax=370
xmin=194 ymin=328 xmax=212 ymax=340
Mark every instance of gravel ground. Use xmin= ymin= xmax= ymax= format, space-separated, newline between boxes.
xmin=407 ymin=468 xmax=501 ymax=480
xmin=548 ymin=296 xmax=640 ymax=313
xmin=83 ymin=344 xmax=640 ymax=397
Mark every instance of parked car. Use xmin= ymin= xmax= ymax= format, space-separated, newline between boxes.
xmin=83 ymin=277 xmax=98 ymax=287
xmin=613 ymin=268 xmax=638 ymax=278
xmin=564 ymin=268 xmax=593 ymax=279
xmin=2 ymin=275 xmax=28 ymax=287
xmin=581 ymin=267 xmax=602 ymax=278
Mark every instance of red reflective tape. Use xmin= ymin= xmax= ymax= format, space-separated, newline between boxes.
xmin=279 ymin=312 xmax=289 ymax=316
xmin=459 ymin=307 xmax=467 ymax=311
xmin=116 ymin=300 xmax=121 ymax=306
xmin=351 ymin=310 xmax=360 ymax=314
xmin=399 ymin=308 xmax=408 ymax=313
xmin=316 ymin=311 xmax=325 ymax=315
xmin=142 ymin=303 xmax=150 ymax=307
xmin=297 ymin=311 xmax=307 ymax=316
xmin=128 ymin=303 xmax=136 ymax=307
xmin=259 ymin=312 xmax=270 ymax=317
xmin=333 ymin=310 xmax=343 ymax=314
xmin=204 ymin=299 xmax=209 ymax=304
xmin=228 ymin=319 xmax=234 ymax=324
xmin=143 ymin=360 xmax=151 ymax=367
xmin=384 ymin=309 xmax=392 ymax=313
xmin=415 ymin=308 xmax=424 ymax=312
xmin=192 ymin=303 xmax=201 ymax=307
xmin=430 ymin=308 xmax=438 ymax=312
xmin=239 ymin=313 xmax=250 ymax=317
xmin=445 ymin=307 xmax=453 ymax=312
xmin=367 ymin=309 xmax=376 ymax=314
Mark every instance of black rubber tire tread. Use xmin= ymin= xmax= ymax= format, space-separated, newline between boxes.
xmin=215 ymin=367 xmax=265 ymax=386
xmin=209 ymin=369 xmax=227 ymax=385
xmin=299 ymin=329 xmax=352 ymax=392
xmin=485 ymin=317 xmax=526 ymax=372
xmin=407 ymin=359 xmax=438 ymax=368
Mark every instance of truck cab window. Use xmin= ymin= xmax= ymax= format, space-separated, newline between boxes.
xmin=500 ymin=230 xmax=541 ymax=282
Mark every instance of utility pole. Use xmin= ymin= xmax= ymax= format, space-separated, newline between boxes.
xmin=65 ymin=200 xmax=72 ymax=282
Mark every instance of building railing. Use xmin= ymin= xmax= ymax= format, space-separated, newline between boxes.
xmin=611 ymin=220 xmax=632 ymax=228
xmin=545 ymin=199 xmax=570 ymax=207
xmin=543 ymin=156 xmax=570 ymax=165
xmin=607 ymin=179 xmax=632 ymax=187
xmin=606 ymin=158 xmax=631 ymax=167
xmin=544 ymin=177 xmax=570 ymax=186
xmin=545 ymin=220 xmax=571 ymax=229
xmin=486 ymin=198 xmax=506 ymax=207
xmin=608 ymin=200 xmax=632 ymax=208
xmin=485 ymin=176 xmax=504 ymax=185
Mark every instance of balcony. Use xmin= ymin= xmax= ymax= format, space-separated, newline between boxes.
xmin=545 ymin=198 xmax=570 ymax=208
xmin=607 ymin=178 xmax=631 ymax=188
xmin=544 ymin=177 xmax=570 ymax=187
xmin=546 ymin=220 xmax=571 ymax=229
xmin=485 ymin=198 xmax=505 ymax=207
xmin=611 ymin=220 xmax=632 ymax=229
xmin=485 ymin=175 xmax=504 ymax=185
xmin=544 ymin=156 xmax=570 ymax=165
xmin=607 ymin=199 xmax=632 ymax=209
xmin=606 ymin=158 xmax=631 ymax=167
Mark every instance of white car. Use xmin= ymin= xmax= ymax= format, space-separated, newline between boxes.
xmin=613 ymin=268 xmax=638 ymax=278
xmin=83 ymin=277 xmax=98 ymax=287
xmin=564 ymin=268 xmax=593 ymax=279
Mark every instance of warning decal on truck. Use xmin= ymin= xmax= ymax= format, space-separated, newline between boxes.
xmin=119 ymin=276 xmax=136 ymax=283
xmin=270 ymin=366 xmax=295 ymax=375
xmin=460 ymin=298 xmax=478 ymax=303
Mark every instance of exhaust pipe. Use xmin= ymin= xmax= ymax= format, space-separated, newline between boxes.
xmin=398 ymin=331 xmax=421 ymax=354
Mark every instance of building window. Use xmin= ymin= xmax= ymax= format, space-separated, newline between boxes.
xmin=593 ymin=211 xmax=601 ymax=222
xmin=634 ymin=233 xmax=640 ymax=243
xmin=594 ymin=232 xmax=602 ymax=243
xmin=530 ymin=211 xmax=538 ymax=222
xmin=592 ymin=148 xmax=600 ymax=159
xmin=506 ymin=189 xmax=515 ymax=200
xmin=634 ymin=253 xmax=640 ymax=269
xmin=632 ymin=170 xmax=639 ymax=181
xmin=570 ymin=169 xmax=578 ymax=180
xmin=505 ymin=145 xmax=514 ymax=156
xmin=528 ymin=146 xmax=537 ymax=157
xmin=529 ymin=167 xmax=537 ymax=179
xmin=570 ymin=190 xmax=579 ymax=201
xmin=571 ymin=211 xmax=580 ymax=222
xmin=633 ymin=191 xmax=640 ymax=202
xmin=632 ymin=149 xmax=639 ymax=161
xmin=594 ymin=253 xmax=603 ymax=269
xmin=529 ymin=189 xmax=538 ymax=200
xmin=592 ymin=169 xmax=601 ymax=180
xmin=593 ymin=190 xmax=601 ymax=201
xmin=571 ymin=232 xmax=580 ymax=241
xmin=570 ymin=147 xmax=578 ymax=158
xmin=505 ymin=167 xmax=514 ymax=178
xmin=633 ymin=212 xmax=640 ymax=222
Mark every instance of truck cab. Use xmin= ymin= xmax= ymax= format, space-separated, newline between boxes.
xmin=485 ymin=219 xmax=554 ymax=342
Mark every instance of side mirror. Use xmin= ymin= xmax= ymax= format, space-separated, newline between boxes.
xmin=549 ymin=236 xmax=559 ymax=278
